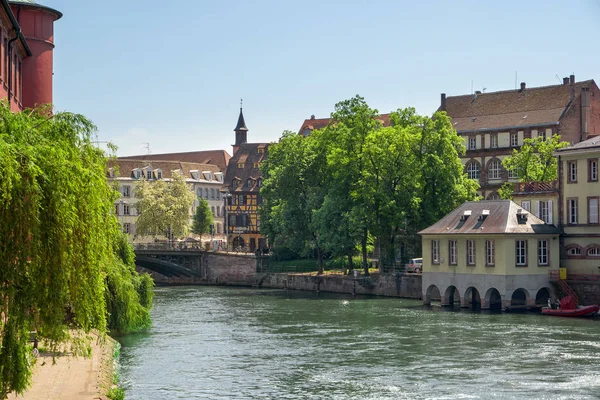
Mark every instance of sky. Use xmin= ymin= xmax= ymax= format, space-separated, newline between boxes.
xmin=45 ymin=0 xmax=600 ymax=157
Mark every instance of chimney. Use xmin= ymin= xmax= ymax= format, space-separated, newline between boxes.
xmin=520 ymin=82 xmax=526 ymax=91
xmin=570 ymin=74 xmax=575 ymax=85
xmin=563 ymin=77 xmax=569 ymax=85
xmin=441 ymin=93 xmax=447 ymax=111
xmin=310 ymin=115 xmax=316 ymax=120
xmin=582 ymin=87 xmax=591 ymax=141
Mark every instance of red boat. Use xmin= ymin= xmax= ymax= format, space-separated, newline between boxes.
xmin=541 ymin=295 xmax=599 ymax=317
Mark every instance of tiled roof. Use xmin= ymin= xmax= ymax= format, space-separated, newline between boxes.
xmin=442 ymin=80 xmax=596 ymax=133
xmin=555 ymin=136 xmax=600 ymax=152
xmin=223 ymin=143 xmax=269 ymax=193
xmin=299 ymin=114 xmax=391 ymax=134
xmin=109 ymin=159 xmax=221 ymax=181
xmin=119 ymin=150 xmax=231 ymax=172
xmin=418 ymin=200 xmax=560 ymax=235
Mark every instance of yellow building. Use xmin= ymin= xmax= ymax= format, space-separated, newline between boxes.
xmin=555 ymin=137 xmax=600 ymax=276
xmin=419 ymin=200 xmax=560 ymax=310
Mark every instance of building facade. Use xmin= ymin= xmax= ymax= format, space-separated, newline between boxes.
xmin=555 ymin=138 xmax=600 ymax=276
xmin=109 ymin=159 xmax=226 ymax=244
xmin=419 ymin=200 xmax=560 ymax=310
xmin=222 ymin=107 xmax=269 ymax=252
xmin=0 ymin=0 xmax=61 ymax=111
xmin=441 ymin=76 xmax=600 ymax=200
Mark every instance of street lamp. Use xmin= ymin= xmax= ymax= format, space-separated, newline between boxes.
xmin=223 ymin=190 xmax=232 ymax=252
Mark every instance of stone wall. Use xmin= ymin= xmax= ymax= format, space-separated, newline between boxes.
xmin=202 ymin=253 xmax=257 ymax=284
xmin=568 ymin=281 xmax=600 ymax=305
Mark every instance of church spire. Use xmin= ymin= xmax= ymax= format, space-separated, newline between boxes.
xmin=234 ymin=99 xmax=248 ymax=147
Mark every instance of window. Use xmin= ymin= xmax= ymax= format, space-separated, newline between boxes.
xmin=488 ymin=159 xmax=501 ymax=179
xmin=123 ymin=204 xmax=130 ymax=215
xmin=467 ymin=240 xmax=476 ymax=266
xmin=216 ymin=207 xmax=220 ymax=217
xmin=537 ymin=200 xmax=552 ymax=224
xmin=211 ymin=206 xmax=215 ymax=215
xmin=196 ymin=188 xmax=202 ymax=197
xmin=537 ymin=240 xmax=549 ymax=265
xmin=123 ymin=223 xmax=130 ymax=234
xmin=204 ymin=188 xmax=209 ymax=199
xmin=449 ymin=240 xmax=457 ymax=265
xmin=466 ymin=162 xmax=480 ymax=180
xmin=516 ymin=240 xmax=528 ymax=266
xmin=238 ymin=195 xmax=244 ymax=205
xmin=487 ymin=193 xmax=500 ymax=200
xmin=468 ymin=137 xmax=476 ymax=150
xmin=510 ymin=133 xmax=518 ymax=147
xmin=122 ymin=185 xmax=131 ymax=198
xmin=217 ymin=191 xmax=221 ymax=200
xmin=155 ymin=169 xmax=162 ymax=179
xmin=485 ymin=240 xmax=495 ymax=266
xmin=588 ymin=197 xmax=599 ymax=224
xmin=238 ymin=163 xmax=245 ymax=168
xmin=567 ymin=161 xmax=577 ymax=183
xmin=588 ymin=248 xmax=600 ymax=257
xmin=232 ymin=180 xmax=238 ymax=188
xmin=115 ymin=204 xmax=120 ymax=215
xmin=431 ymin=240 xmax=440 ymax=264
xmin=258 ymin=147 xmax=265 ymax=154
xmin=216 ymin=223 xmax=221 ymax=234
xmin=508 ymin=167 xmax=519 ymax=179
xmin=146 ymin=169 xmax=153 ymax=179
xmin=490 ymin=135 xmax=498 ymax=148
xmin=135 ymin=170 xmax=141 ymax=179
xmin=521 ymin=201 xmax=531 ymax=212
xmin=253 ymin=163 xmax=260 ymax=169
xmin=568 ymin=198 xmax=578 ymax=224
xmin=211 ymin=188 xmax=215 ymax=199
xmin=538 ymin=130 xmax=547 ymax=140
xmin=589 ymin=159 xmax=598 ymax=182
xmin=567 ymin=247 xmax=581 ymax=256
xmin=247 ymin=179 xmax=253 ymax=188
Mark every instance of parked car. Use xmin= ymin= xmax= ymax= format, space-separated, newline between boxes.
xmin=406 ymin=258 xmax=423 ymax=274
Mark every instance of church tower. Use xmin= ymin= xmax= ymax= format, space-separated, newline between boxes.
xmin=233 ymin=100 xmax=248 ymax=155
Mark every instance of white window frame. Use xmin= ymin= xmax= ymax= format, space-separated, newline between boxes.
xmin=467 ymin=240 xmax=476 ymax=266
xmin=568 ymin=161 xmax=577 ymax=183
xmin=589 ymin=197 xmax=599 ymax=224
xmin=449 ymin=240 xmax=457 ymax=265
xmin=567 ymin=247 xmax=581 ymax=256
xmin=536 ymin=200 xmax=553 ymax=224
xmin=468 ymin=137 xmax=476 ymax=150
xmin=568 ymin=198 xmax=578 ymax=224
xmin=123 ymin=204 xmax=130 ymax=215
xmin=123 ymin=223 xmax=130 ymax=234
xmin=491 ymin=135 xmax=498 ymax=149
xmin=432 ymin=240 xmax=440 ymax=264
xmin=516 ymin=240 xmax=527 ymax=266
xmin=588 ymin=248 xmax=600 ymax=257
xmin=488 ymin=159 xmax=501 ymax=180
xmin=485 ymin=240 xmax=495 ymax=266
xmin=510 ymin=133 xmax=518 ymax=147
xmin=538 ymin=240 xmax=549 ymax=266
xmin=467 ymin=162 xmax=480 ymax=180
xmin=589 ymin=159 xmax=598 ymax=182
xmin=521 ymin=201 xmax=531 ymax=212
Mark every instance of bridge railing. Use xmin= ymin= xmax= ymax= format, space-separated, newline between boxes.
xmin=133 ymin=242 xmax=203 ymax=251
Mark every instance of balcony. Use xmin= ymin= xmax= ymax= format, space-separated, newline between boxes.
xmin=513 ymin=180 xmax=558 ymax=195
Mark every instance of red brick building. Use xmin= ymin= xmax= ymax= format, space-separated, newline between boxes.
xmin=0 ymin=0 xmax=61 ymax=111
xmin=441 ymin=76 xmax=600 ymax=199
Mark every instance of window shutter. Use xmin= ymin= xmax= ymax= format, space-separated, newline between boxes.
xmin=534 ymin=201 xmax=540 ymax=218
xmin=547 ymin=201 xmax=553 ymax=224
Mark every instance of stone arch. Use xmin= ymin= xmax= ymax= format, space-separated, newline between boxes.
xmin=443 ymin=285 xmax=461 ymax=308
xmin=463 ymin=286 xmax=482 ymax=309
xmin=510 ymin=288 xmax=530 ymax=306
xmin=485 ymin=157 xmax=503 ymax=179
xmin=486 ymin=192 xmax=500 ymax=200
xmin=535 ymin=287 xmax=552 ymax=306
xmin=484 ymin=287 xmax=502 ymax=310
xmin=424 ymin=285 xmax=441 ymax=306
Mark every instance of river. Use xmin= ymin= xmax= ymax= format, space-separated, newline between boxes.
xmin=118 ymin=286 xmax=600 ymax=399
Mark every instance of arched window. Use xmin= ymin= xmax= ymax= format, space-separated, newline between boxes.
xmin=487 ymin=193 xmax=500 ymax=200
xmin=567 ymin=247 xmax=581 ymax=256
xmin=588 ymin=248 xmax=600 ymax=257
xmin=466 ymin=162 xmax=480 ymax=180
xmin=488 ymin=159 xmax=502 ymax=180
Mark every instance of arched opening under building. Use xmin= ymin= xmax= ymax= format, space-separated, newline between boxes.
xmin=232 ymin=236 xmax=245 ymax=250
xmin=424 ymin=285 xmax=441 ymax=306
xmin=535 ymin=288 xmax=551 ymax=306
xmin=484 ymin=288 xmax=503 ymax=311
xmin=444 ymin=286 xmax=461 ymax=308
xmin=464 ymin=287 xmax=482 ymax=309
xmin=511 ymin=288 xmax=529 ymax=307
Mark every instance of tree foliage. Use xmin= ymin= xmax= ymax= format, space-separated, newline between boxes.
xmin=261 ymin=96 xmax=479 ymax=274
xmin=0 ymin=103 xmax=153 ymax=398
xmin=502 ymin=135 xmax=569 ymax=183
xmin=134 ymin=171 xmax=195 ymax=240
xmin=191 ymin=197 xmax=214 ymax=239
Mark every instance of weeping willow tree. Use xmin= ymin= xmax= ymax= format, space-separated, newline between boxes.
xmin=0 ymin=103 xmax=153 ymax=398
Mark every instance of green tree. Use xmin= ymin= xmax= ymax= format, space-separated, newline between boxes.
xmin=502 ymin=135 xmax=569 ymax=183
xmin=135 ymin=171 xmax=195 ymax=241
xmin=191 ymin=197 xmax=214 ymax=240
xmin=0 ymin=103 xmax=153 ymax=398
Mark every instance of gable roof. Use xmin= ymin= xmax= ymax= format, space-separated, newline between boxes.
xmin=223 ymin=143 xmax=269 ymax=193
xmin=441 ymin=80 xmax=597 ymax=133
xmin=298 ymin=114 xmax=392 ymax=134
xmin=119 ymin=150 xmax=231 ymax=172
xmin=418 ymin=200 xmax=560 ymax=235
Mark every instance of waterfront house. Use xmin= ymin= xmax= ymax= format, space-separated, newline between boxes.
xmin=419 ymin=200 xmax=560 ymax=310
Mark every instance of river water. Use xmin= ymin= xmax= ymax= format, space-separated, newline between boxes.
xmin=118 ymin=286 xmax=600 ymax=399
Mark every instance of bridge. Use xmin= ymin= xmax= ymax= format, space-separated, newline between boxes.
xmin=133 ymin=244 xmax=205 ymax=278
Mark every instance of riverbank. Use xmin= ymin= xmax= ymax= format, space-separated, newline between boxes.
xmin=8 ymin=331 xmax=117 ymax=400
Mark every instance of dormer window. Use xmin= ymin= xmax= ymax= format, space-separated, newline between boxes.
xmin=190 ymin=170 xmax=200 ymax=180
xmin=257 ymin=148 xmax=264 ymax=154
xmin=238 ymin=163 xmax=245 ymax=169
xmin=133 ymin=168 xmax=142 ymax=179
xmin=215 ymin=172 xmax=223 ymax=182
xmin=232 ymin=179 xmax=239 ymax=188
xmin=203 ymin=171 xmax=213 ymax=181
xmin=146 ymin=168 xmax=153 ymax=179
xmin=108 ymin=168 xmax=115 ymax=178
xmin=254 ymin=162 xmax=260 ymax=169
xmin=154 ymin=169 xmax=163 ymax=179
xmin=247 ymin=179 xmax=253 ymax=188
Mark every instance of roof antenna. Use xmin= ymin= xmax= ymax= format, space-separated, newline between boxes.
xmin=143 ymin=142 xmax=151 ymax=155
xmin=515 ymin=71 xmax=517 ymax=90
xmin=555 ymin=74 xmax=562 ymax=84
